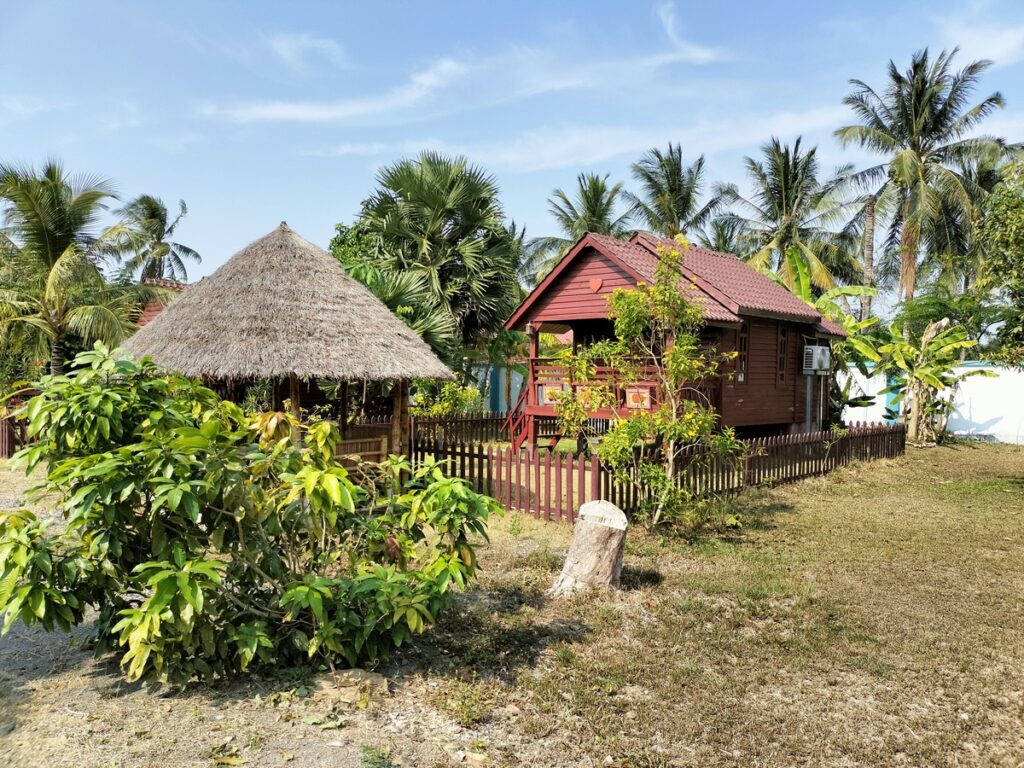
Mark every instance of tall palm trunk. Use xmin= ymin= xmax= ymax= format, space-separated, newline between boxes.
xmin=899 ymin=217 xmax=921 ymax=344
xmin=49 ymin=337 xmax=65 ymax=376
xmin=898 ymin=219 xmax=919 ymax=303
xmin=860 ymin=194 xmax=875 ymax=321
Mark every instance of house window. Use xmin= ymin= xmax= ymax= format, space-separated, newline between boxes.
xmin=777 ymin=324 xmax=788 ymax=384
xmin=736 ymin=323 xmax=748 ymax=383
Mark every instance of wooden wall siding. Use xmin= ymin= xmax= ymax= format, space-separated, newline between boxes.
xmin=718 ymin=319 xmax=801 ymax=427
xmin=413 ymin=422 xmax=907 ymax=523
xmin=525 ymin=248 xmax=636 ymax=324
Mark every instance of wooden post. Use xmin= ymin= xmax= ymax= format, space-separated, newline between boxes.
xmin=390 ymin=379 xmax=408 ymax=456
xmin=339 ymin=380 xmax=349 ymax=439
xmin=288 ymin=372 xmax=302 ymax=445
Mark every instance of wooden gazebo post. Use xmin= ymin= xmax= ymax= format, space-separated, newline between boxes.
xmin=390 ymin=379 xmax=409 ymax=456
xmin=288 ymin=373 xmax=302 ymax=444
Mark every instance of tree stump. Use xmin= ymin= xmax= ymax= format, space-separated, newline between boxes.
xmin=549 ymin=500 xmax=628 ymax=597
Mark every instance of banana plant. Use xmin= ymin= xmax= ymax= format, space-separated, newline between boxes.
xmin=878 ymin=318 xmax=992 ymax=443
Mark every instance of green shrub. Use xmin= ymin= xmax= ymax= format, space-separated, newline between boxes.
xmin=410 ymin=381 xmax=484 ymax=417
xmin=0 ymin=344 xmax=498 ymax=685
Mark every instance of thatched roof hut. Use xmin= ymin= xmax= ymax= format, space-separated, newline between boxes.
xmin=123 ymin=222 xmax=452 ymax=382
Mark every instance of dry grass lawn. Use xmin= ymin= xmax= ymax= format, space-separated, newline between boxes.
xmin=1 ymin=443 xmax=1023 ymax=767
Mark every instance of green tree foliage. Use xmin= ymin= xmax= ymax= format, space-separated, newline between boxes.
xmin=722 ymin=137 xmax=859 ymax=291
xmin=0 ymin=342 xmax=38 ymax=399
xmin=877 ymin=319 xmax=987 ymax=443
xmin=0 ymin=346 xmax=498 ymax=685
xmin=410 ymin=382 xmax=484 ymax=418
xmin=550 ymin=237 xmax=741 ymax=529
xmin=979 ymin=162 xmax=1024 ymax=362
xmin=331 ymin=223 xmax=459 ymax=360
xmin=623 ymin=144 xmax=723 ymax=238
xmin=779 ymin=250 xmax=881 ymax=357
xmin=358 ymin=152 xmax=522 ymax=350
xmin=836 ymin=48 xmax=1009 ymax=303
xmin=115 ymin=195 xmax=201 ymax=282
xmin=892 ymin=291 xmax=1011 ymax=356
xmin=0 ymin=161 xmax=142 ymax=375
xmin=696 ymin=215 xmax=745 ymax=256
xmin=523 ymin=173 xmax=631 ymax=284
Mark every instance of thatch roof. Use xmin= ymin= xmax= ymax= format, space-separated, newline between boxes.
xmin=123 ymin=222 xmax=452 ymax=381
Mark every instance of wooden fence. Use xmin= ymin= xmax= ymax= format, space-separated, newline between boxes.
xmin=0 ymin=416 xmax=26 ymax=460
xmin=412 ymin=422 xmax=907 ymax=523
xmin=336 ymin=436 xmax=390 ymax=466
xmin=410 ymin=412 xmax=508 ymax=444
xmin=345 ymin=416 xmax=394 ymax=452
xmin=346 ymin=411 xmax=510 ymax=451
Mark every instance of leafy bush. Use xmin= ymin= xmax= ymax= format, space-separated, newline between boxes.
xmin=0 ymin=345 xmax=498 ymax=684
xmin=410 ymin=381 xmax=484 ymax=418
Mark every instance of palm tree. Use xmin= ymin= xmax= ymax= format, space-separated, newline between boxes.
xmin=696 ymin=215 xmax=745 ymax=255
xmin=523 ymin=173 xmax=631 ymax=284
xmin=835 ymin=48 xmax=1009 ymax=303
xmin=923 ymin=153 xmax=1008 ymax=295
xmin=0 ymin=161 xmax=137 ymax=374
xmin=336 ymin=244 xmax=459 ymax=359
xmin=721 ymin=137 xmax=859 ymax=291
xmin=624 ymin=144 xmax=723 ymax=238
xmin=116 ymin=195 xmax=201 ymax=281
xmin=359 ymin=151 xmax=520 ymax=349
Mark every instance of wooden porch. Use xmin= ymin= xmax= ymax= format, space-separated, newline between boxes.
xmin=505 ymin=355 xmax=722 ymax=449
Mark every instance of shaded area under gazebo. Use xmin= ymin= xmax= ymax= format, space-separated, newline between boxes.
xmin=122 ymin=222 xmax=452 ymax=454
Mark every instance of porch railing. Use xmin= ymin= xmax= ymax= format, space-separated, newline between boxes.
xmin=528 ymin=357 xmax=718 ymax=410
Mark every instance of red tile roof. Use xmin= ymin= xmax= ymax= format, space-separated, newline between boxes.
xmin=629 ymin=233 xmax=824 ymax=324
xmin=142 ymin=278 xmax=189 ymax=291
xmin=505 ymin=232 xmax=846 ymax=338
xmin=137 ymin=300 xmax=166 ymax=327
xmin=586 ymin=233 xmax=741 ymax=324
xmin=814 ymin=318 xmax=847 ymax=337
xmin=137 ymin=279 xmax=189 ymax=327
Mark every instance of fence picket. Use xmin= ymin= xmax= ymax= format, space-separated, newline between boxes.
xmin=410 ymin=422 xmax=906 ymax=524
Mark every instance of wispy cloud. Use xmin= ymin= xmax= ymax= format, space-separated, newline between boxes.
xmin=938 ymin=5 xmax=1024 ymax=69
xmin=310 ymin=104 xmax=850 ymax=172
xmin=654 ymin=1 xmax=727 ymax=64
xmin=264 ymin=32 xmax=347 ymax=72
xmin=199 ymin=57 xmax=466 ymax=122
xmin=150 ymin=131 xmax=203 ymax=154
xmin=200 ymin=3 xmax=732 ymax=125
xmin=0 ymin=96 xmax=67 ymax=124
xmin=100 ymin=101 xmax=144 ymax=132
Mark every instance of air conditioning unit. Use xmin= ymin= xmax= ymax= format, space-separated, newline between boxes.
xmin=802 ymin=344 xmax=832 ymax=375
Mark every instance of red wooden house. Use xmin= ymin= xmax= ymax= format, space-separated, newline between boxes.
xmin=503 ymin=232 xmax=845 ymax=448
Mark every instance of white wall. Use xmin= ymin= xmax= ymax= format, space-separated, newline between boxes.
xmin=842 ymin=367 xmax=889 ymax=424
xmin=946 ymin=364 xmax=1024 ymax=445
xmin=842 ymin=363 xmax=1024 ymax=445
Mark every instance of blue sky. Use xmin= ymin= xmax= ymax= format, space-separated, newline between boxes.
xmin=3 ymin=0 xmax=1024 ymax=279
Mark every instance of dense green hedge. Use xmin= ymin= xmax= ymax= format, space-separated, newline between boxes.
xmin=0 ymin=345 xmax=498 ymax=684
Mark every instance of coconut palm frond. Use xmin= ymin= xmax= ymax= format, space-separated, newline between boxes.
xmin=114 ymin=194 xmax=202 ymax=282
xmin=836 ymin=48 xmax=1011 ymax=300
